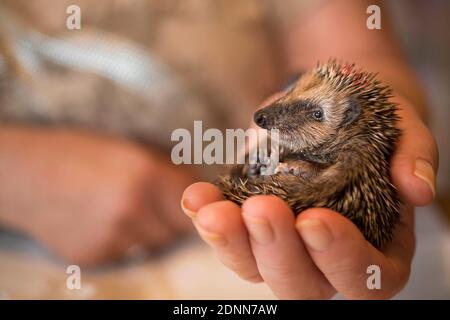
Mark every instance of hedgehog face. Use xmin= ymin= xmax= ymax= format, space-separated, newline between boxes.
xmin=253 ymin=75 xmax=361 ymax=162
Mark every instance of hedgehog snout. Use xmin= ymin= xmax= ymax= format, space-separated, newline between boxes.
xmin=254 ymin=110 xmax=270 ymax=129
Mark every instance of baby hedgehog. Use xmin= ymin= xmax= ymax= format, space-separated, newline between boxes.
xmin=216 ymin=60 xmax=401 ymax=249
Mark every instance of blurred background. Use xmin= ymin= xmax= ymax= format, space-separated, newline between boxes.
xmin=388 ymin=0 xmax=450 ymax=298
xmin=0 ymin=0 xmax=449 ymax=299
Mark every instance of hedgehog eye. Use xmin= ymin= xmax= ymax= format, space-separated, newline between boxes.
xmin=312 ymin=110 xmax=323 ymax=121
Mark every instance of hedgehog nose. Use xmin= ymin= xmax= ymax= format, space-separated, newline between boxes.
xmin=254 ymin=111 xmax=269 ymax=129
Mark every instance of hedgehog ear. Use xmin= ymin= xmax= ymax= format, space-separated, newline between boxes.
xmin=342 ymin=97 xmax=361 ymax=126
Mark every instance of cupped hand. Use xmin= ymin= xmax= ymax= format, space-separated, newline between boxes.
xmin=180 ymin=97 xmax=438 ymax=299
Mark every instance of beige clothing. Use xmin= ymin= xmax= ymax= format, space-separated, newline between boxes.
xmin=0 ymin=0 xmax=318 ymax=148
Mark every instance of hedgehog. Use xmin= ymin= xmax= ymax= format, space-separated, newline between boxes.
xmin=216 ymin=60 xmax=401 ymax=249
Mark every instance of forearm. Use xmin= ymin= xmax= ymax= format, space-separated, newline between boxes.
xmin=282 ymin=0 xmax=428 ymax=119
xmin=0 ymin=125 xmax=132 ymax=230
xmin=0 ymin=125 xmax=40 ymax=230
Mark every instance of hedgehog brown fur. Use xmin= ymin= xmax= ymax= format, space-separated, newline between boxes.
xmin=216 ymin=60 xmax=401 ymax=249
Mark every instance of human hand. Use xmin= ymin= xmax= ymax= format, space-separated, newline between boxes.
xmin=180 ymin=96 xmax=438 ymax=299
xmin=0 ymin=127 xmax=194 ymax=266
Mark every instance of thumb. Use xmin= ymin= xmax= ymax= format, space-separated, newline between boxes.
xmin=391 ymin=96 xmax=438 ymax=206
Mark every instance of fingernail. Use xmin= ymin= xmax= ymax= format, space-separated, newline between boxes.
xmin=296 ymin=219 xmax=333 ymax=252
xmin=181 ymin=198 xmax=197 ymax=218
xmin=244 ymin=216 xmax=274 ymax=245
xmin=414 ymin=158 xmax=436 ymax=198
xmin=195 ymin=224 xmax=227 ymax=246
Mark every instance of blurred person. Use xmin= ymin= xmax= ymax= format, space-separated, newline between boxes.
xmin=0 ymin=0 xmax=285 ymax=265
xmin=0 ymin=0 xmax=438 ymax=300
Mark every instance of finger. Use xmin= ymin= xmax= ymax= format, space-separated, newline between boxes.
xmin=242 ymin=196 xmax=335 ymax=299
xmin=296 ymin=207 xmax=415 ymax=299
xmin=391 ymin=97 xmax=438 ymax=206
xmin=195 ymin=200 xmax=262 ymax=282
xmin=181 ymin=182 xmax=224 ymax=218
